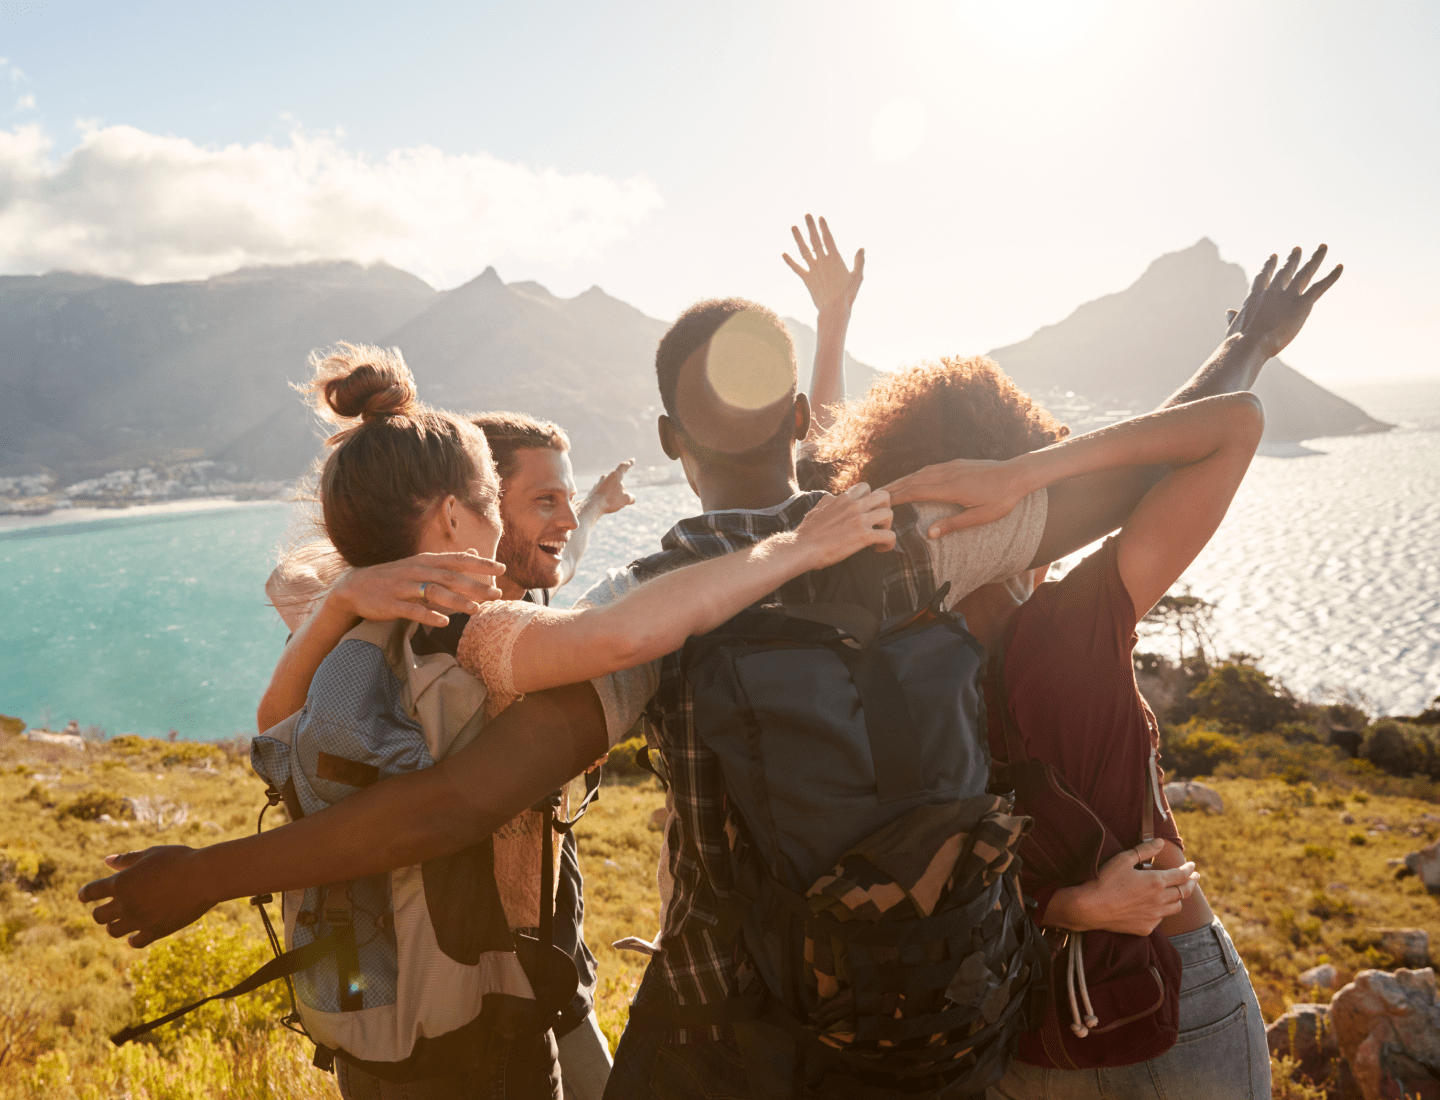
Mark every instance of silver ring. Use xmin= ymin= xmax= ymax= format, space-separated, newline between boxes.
xmin=418 ymin=581 xmax=431 ymax=602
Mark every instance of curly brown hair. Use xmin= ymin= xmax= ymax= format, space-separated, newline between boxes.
xmin=812 ymin=355 xmax=1068 ymax=491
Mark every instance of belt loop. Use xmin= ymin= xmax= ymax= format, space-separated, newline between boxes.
xmin=1213 ymin=921 xmax=1238 ymax=974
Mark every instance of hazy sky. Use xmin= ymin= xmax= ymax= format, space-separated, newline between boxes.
xmin=1 ymin=1 xmax=1435 ymax=384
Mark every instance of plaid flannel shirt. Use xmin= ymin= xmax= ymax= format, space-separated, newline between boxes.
xmin=630 ymin=492 xmax=938 ymax=1040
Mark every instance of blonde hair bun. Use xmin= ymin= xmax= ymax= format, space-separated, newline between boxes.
xmin=305 ymin=343 xmax=419 ymax=425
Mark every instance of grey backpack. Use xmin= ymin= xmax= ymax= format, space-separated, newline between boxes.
xmin=112 ymin=618 xmax=595 ymax=1083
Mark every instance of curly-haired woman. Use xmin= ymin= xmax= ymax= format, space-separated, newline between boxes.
xmin=803 ymin=244 xmax=1341 ymax=1099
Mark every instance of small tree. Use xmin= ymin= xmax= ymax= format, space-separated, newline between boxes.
xmin=1189 ymin=658 xmax=1298 ymax=733
xmin=1143 ymin=588 xmax=1217 ymax=671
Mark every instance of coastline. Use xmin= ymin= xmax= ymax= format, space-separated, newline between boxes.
xmin=0 ymin=496 xmax=290 ymax=535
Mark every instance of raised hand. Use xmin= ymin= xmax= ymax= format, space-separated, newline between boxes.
xmin=331 ymin=551 xmax=505 ymax=628
xmin=584 ymin=459 xmax=637 ymax=517
xmin=793 ymin=482 xmax=896 ymax=567
xmin=79 ymin=846 xmax=212 ymax=947
xmin=1226 ymin=244 xmax=1343 ymax=359
xmin=783 ymin=214 xmax=865 ymax=318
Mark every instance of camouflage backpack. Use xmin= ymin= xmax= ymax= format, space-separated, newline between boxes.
xmin=668 ymin=553 xmax=1050 ymax=1099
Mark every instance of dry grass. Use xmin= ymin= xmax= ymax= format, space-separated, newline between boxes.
xmin=1176 ymin=776 xmax=1440 ymax=1021
xmin=0 ymin=723 xmax=1435 ymax=1098
xmin=570 ymin=779 xmax=667 ymax=1050
xmin=0 ymin=728 xmax=337 ymax=1099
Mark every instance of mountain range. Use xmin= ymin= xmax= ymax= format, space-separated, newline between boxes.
xmin=0 ymin=239 xmax=1385 ymax=483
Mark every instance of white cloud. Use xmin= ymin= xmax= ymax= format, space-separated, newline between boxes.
xmin=0 ymin=122 xmax=662 ymax=286
xmin=13 ymin=92 xmax=33 ymax=110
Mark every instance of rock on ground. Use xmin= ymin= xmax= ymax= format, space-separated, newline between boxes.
xmin=1301 ymin=963 xmax=1339 ymax=990
xmin=1162 ymin=780 xmax=1224 ymax=814
xmin=21 ymin=729 xmax=86 ymax=750
xmin=1404 ymin=841 xmax=1440 ymax=891
xmin=1330 ymin=967 xmax=1440 ymax=1100
xmin=1373 ymin=929 xmax=1432 ymax=970
xmin=1267 ymin=1002 xmax=1353 ymax=1094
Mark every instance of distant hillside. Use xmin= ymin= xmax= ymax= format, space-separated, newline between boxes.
xmin=0 ymin=243 xmax=1385 ymax=483
xmin=985 ymin=239 xmax=1389 ymax=442
xmin=781 ymin=316 xmax=882 ymax=402
xmin=0 ymin=262 xmax=436 ymax=481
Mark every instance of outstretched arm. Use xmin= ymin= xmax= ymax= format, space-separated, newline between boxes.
xmin=504 ymin=486 xmax=893 ymax=693
xmin=884 ymin=391 xmax=1264 ymax=558
xmin=256 ymin=552 xmax=506 ymax=733
xmin=1165 ymin=244 xmax=1342 ymax=406
xmin=558 ymin=460 xmax=636 ymax=589
xmin=784 ymin=214 xmax=864 ymax=433
xmin=1113 ymin=388 xmax=1265 ymax=616
xmin=895 ymin=244 xmax=1340 ymax=554
xmin=81 ymin=681 xmax=611 ymax=947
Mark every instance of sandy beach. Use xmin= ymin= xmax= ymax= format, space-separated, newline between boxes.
xmin=0 ymin=497 xmax=289 ymax=534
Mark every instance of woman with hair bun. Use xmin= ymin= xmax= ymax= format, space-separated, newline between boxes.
xmin=263 ymin=341 xmax=894 ymax=744
xmin=153 ymin=343 xmax=897 ymax=1100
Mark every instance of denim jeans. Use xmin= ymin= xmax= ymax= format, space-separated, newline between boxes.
xmin=604 ymin=963 xmax=753 ymax=1100
xmin=988 ymin=920 xmax=1270 ymax=1100
xmin=605 ymin=963 xmax=994 ymax=1100
xmin=560 ymin=1010 xmax=615 ymax=1100
xmin=334 ymin=1025 xmax=561 ymax=1100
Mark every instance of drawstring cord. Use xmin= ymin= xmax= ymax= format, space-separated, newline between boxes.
xmin=1066 ymin=932 xmax=1099 ymax=1037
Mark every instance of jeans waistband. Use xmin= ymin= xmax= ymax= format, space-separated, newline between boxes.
xmin=1168 ymin=919 xmax=1239 ymax=974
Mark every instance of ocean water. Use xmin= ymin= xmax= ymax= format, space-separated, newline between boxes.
xmin=1 ymin=381 xmax=1436 ymax=737
xmin=1 ymin=504 xmax=298 ymax=739
xmin=1152 ymin=379 xmax=1440 ymax=714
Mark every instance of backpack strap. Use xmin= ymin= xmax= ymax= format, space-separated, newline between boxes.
xmin=987 ymin=632 xmax=1029 ymax=768
xmin=323 ymin=894 xmax=364 ymax=1012
xmin=552 ymin=768 xmax=602 ymax=835
xmin=110 ymin=931 xmax=344 ymax=1046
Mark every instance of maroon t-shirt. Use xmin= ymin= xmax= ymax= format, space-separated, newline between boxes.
xmin=991 ymin=537 xmax=1182 ymax=923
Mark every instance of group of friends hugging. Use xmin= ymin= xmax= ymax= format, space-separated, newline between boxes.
xmin=81 ymin=216 xmax=1342 ymax=1100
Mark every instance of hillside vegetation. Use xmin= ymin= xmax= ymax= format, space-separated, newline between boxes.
xmin=0 ymin=645 xmax=1436 ymax=1098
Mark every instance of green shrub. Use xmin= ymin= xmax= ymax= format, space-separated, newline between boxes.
xmin=604 ymin=735 xmax=652 ymax=782
xmin=1274 ymin=721 xmax=1322 ymax=744
xmin=105 ymin=734 xmax=150 ymax=755
xmin=104 ymin=733 xmax=225 ymax=769
xmin=1164 ymin=724 xmax=1242 ymax=778
xmin=161 ymin=741 xmax=226 ymax=768
xmin=1360 ymin=719 xmax=1440 ymax=780
xmin=127 ymin=918 xmax=286 ymax=1053
xmin=1189 ymin=660 xmax=1298 ymax=733
xmin=1306 ymin=889 xmax=1355 ymax=922
xmin=0 ymin=846 xmax=57 ymax=890
xmin=57 ymin=787 xmax=129 ymax=821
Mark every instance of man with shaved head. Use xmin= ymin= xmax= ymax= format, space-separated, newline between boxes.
xmin=580 ymin=264 xmax=1179 ymax=1094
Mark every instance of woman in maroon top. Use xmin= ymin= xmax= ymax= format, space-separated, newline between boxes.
xmin=818 ymin=245 xmax=1343 ymax=1098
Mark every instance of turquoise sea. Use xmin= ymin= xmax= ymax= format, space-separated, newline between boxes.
xmin=2 ymin=380 xmax=1437 ymax=738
